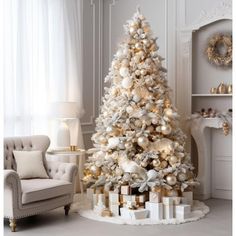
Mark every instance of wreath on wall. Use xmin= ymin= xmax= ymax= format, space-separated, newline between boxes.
xmin=205 ymin=34 xmax=232 ymax=67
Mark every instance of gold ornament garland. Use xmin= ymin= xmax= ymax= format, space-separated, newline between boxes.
xmin=205 ymin=34 xmax=232 ymax=67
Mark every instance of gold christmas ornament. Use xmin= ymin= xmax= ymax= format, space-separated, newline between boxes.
xmin=152 ymin=159 xmax=160 ymax=167
xmin=164 ymin=99 xmax=171 ymax=108
xmin=140 ymin=69 xmax=147 ymax=76
xmin=129 ymin=27 xmax=136 ymax=35
xmin=222 ymin=122 xmax=230 ymax=136
xmin=90 ymin=165 xmax=101 ymax=176
xmin=166 ymin=174 xmax=177 ymax=186
xmin=177 ymin=172 xmax=187 ymax=182
xmin=161 ymin=124 xmax=172 ymax=135
xmin=137 ymin=136 xmax=149 ymax=148
xmin=169 ymin=155 xmax=178 ymax=166
xmin=160 ymin=160 xmax=168 ymax=168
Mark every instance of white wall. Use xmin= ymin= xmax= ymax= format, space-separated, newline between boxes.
xmin=81 ymin=0 xmax=232 ymax=149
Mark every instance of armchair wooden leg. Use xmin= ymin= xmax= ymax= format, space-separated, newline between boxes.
xmin=64 ymin=204 xmax=71 ymax=216
xmin=9 ymin=219 xmax=16 ymax=232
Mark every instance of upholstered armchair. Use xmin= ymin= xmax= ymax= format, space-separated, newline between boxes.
xmin=4 ymin=135 xmax=78 ymax=232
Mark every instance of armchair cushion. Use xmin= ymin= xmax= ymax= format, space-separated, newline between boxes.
xmin=21 ymin=179 xmax=73 ymax=204
xmin=13 ymin=150 xmax=49 ymax=179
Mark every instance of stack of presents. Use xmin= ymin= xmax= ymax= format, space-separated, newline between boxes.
xmin=86 ymin=186 xmax=193 ymax=221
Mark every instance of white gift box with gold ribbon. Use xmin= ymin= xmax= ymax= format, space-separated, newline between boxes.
xmin=145 ymin=201 xmax=163 ymax=220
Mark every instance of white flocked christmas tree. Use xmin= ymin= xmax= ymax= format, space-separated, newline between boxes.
xmin=83 ymin=9 xmax=198 ymax=197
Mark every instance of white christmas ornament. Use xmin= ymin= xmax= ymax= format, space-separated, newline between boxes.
xmin=137 ymin=136 xmax=149 ymax=148
xmin=119 ymin=67 xmax=129 ymax=77
xmin=121 ymin=77 xmax=133 ymax=89
xmin=108 ymin=137 xmax=120 ymax=149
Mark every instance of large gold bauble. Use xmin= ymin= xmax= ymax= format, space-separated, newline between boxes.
xmin=90 ymin=165 xmax=101 ymax=176
xmin=164 ymin=99 xmax=171 ymax=108
xmin=137 ymin=136 xmax=149 ymax=148
xmin=177 ymin=172 xmax=187 ymax=182
xmin=140 ymin=69 xmax=147 ymax=76
xmin=152 ymin=159 xmax=160 ymax=167
xmin=166 ymin=174 xmax=177 ymax=186
xmin=160 ymin=160 xmax=168 ymax=168
xmin=169 ymin=155 xmax=178 ymax=165
xmin=141 ymin=161 xmax=148 ymax=167
xmin=161 ymin=125 xmax=172 ymax=135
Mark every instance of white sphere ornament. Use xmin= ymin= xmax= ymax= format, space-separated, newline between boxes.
xmin=166 ymin=174 xmax=177 ymax=186
xmin=121 ymin=77 xmax=133 ymax=89
xmin=135 ymin=70 xmax=141 ymax=76
xmin=151 ymin=117 xmax=158 ymax=125
xmin=119 ymin=67 xmax=129 ymax=77
xmin=161 ymin=125 xmax=172 ymax=135
xmin=177 ymin=172 xmax=187 ymax=182
xmin=132 ymin=95 xmax=141 ymax=103
xmin=108 ymin=137 xmax=120 ymax=149
xmin=137 ymin=28 xmax=143 ymax=35
xmin=126 ymin=106 xmax=134 ymax=114
xmin=129 ymin=27 xmax=136 ymax=35
xmin=140 ymin=69 xmax=147 ymax=76
xmin=137 ymin=136 xmax=149 ymax=148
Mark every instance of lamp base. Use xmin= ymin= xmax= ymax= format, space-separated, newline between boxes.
xmin=57 ymin=121 xmax=70 ymax=147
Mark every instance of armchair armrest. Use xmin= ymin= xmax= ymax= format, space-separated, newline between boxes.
xmin=46 ymin=161 xmax=78 ymax=183
xmin=4 ymin=169 xmax=21 ymax=190
xmin=4 ymin=170 xmax=22 ymax=218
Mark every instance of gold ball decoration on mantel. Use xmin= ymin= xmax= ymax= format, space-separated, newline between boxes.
xmin=205 ymin=34 xmax=232 ymax=67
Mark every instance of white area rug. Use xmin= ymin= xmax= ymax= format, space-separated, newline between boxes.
xmin=72 ymin=194 xmax=210 ymax=225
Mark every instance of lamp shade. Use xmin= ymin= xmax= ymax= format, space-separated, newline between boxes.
xmin=50 ymin=102 xmax=79 ymax=119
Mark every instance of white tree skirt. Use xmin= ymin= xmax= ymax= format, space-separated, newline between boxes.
xmin=72 ymin=194 xmax=210 ymax=225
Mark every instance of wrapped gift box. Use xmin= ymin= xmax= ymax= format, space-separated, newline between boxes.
xmin=182 ymin=191 xmax=193 ymax=205
xmin=164 ymin=204 xmax=174 ymax=219
xmin=162 ymin=197 xmax=174 ymax=206
xmin=121 ymin=185 xmax=131 ymax=195
xmin=145 ymin=201 xmax=163 ymax=220
xmin=93 ymin=193 xmax=105 ymax=207
xmin=109 ymin=203 xmax=120 ymax=216
xmin=175 ymin=204 xmax=191 ymax=219
xmin=122 ymin=194 xmax=136 ymax=203
xmin=109 ymin=191 xmax=119 ymax=204
xmin=149 ymin=191 xmax=161 ymax=203
xmin=120 ymin=208 xmax=149 ymax=220
xmin=86 ymin=188 xmax=95 ymax=201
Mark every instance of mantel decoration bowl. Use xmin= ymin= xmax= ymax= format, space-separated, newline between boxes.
xmin=205 ymin=33 xmax=232 ymax=67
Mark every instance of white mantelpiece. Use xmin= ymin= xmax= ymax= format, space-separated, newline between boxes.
xmin=190 ymin=117 xmax=232 ymax=200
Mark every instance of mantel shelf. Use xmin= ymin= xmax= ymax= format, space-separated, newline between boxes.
xmin=192 ymin=94 xmax=232 ymax=97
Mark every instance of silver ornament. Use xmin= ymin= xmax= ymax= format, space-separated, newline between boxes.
xmin=126 ymin=106 xmax=134 ymax=114
xmin=151 ymin=117 xmax=158 ymax=125
xmin=134 ymin=119 xmax=142 ymax=128
xmin=166 ymin=174 xmax=177 ymax=186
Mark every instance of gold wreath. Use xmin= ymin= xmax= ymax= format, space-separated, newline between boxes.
xmin=205 ymin=34 xmax=232 ymax=67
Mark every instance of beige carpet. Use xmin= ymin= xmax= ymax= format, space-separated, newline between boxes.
xmin=4 ymin=199 xmax=232 ymax=236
